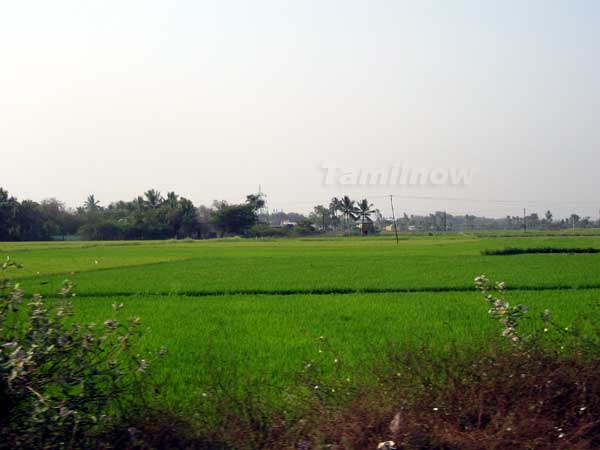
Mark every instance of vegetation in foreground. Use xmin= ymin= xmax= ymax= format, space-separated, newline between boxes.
xmin=0 ymin=259 xmax=164 ymax=449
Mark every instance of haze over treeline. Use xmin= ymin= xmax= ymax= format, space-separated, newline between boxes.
xmin=0 ymin=187 xmax=596 ymax=241
xmin=1 ymin=1 xmax=599 ymax=218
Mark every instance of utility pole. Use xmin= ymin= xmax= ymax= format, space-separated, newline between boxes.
xmin=443 ymin=211 xmax=447 ymax=232
xmin=322 ymin=210 xmax=326 ymax=233
xmin=389 ymin=195 xmax=399 ymax=245
xmin=523 ymin=208 xmax=527 ymax=232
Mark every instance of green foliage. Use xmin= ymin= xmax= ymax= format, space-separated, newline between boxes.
xmin=249 ymin=224 xmax=291 ymax=237
xmin=475 ymin=275 xmax=528 ymax=342
xmin=0 ymin=259 xmax=164 ymax=449
xmin=2 ymin=236 xmax=600 ymax=412
xmin=12 ymin=237 xmax=600 ymax=297
xmin=211 ymin=202 xmax=258 ymax=237
xmin=78 ymin=221 xmax=125 ymax=240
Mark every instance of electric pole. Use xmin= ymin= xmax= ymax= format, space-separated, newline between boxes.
xmin=523 ymin=208 xmax=527 ymax=232
xmin=389 ymin=195 xmax=399 ymax=245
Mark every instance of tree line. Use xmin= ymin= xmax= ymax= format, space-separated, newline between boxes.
xmin=0 ymin=187 xmax=597 ymax=241
xmin=0 ymin=187 xmax=267 ymax=241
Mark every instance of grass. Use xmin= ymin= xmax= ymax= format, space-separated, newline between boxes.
xmin=7 ymin=235 xmax=600 ymax=296
xmin=4 ymin=233 xmax=600 ymax=411
xmin=67 ymin=289 xmax=599 ymax=410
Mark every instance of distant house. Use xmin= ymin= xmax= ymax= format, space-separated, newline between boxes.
xmin=356 ymin=217 xmax=375 ymax=235
xmin=273 ymin=220 xmax=297 ymax=228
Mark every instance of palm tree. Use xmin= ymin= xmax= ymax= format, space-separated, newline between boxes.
xmin=339 ymin=196 xmax=357 ymax=233
xmin=356 ymin=199 xmax=375 ymax=235
xmin=329 ymin=197 xmax=341 ymax=231
xmin=165 ymin=191 xmax=179 ymax=209
xmin=133 ymin=196 xmax=145 ymax=211
xmin=144 ymin=189 xmax=163 ymax=209
xmin=84 ymin=194 xmax=100 ymax=211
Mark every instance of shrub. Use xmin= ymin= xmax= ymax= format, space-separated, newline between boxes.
xmin=0 ymin=257 xmax=164 ymax=449
xmin=303 ymin=276 xmax=600 ymax=450
xmin=248 ymin=224 xmax=291 ymax=238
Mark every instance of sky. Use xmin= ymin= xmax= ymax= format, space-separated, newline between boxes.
xmin=1 ymin=0 xmax=599 ymax=219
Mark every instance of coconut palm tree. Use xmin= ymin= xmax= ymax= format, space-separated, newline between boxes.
xmin=144 ymin=189 xmax=163 ymax=209
xmin=84 ymin=194 xmax=100 ymax=211
xmin=339 ymin=195 xmax=357 ymax=233
xmin=356 ymin=198 xmax=375 ymax=235
xmin=329 ymin=197 xmax=341 ymax=231
xmin=133 ymin=196 xmax=145 ymax=211
xmin=165 ymin=191 xmax=179 ymax=209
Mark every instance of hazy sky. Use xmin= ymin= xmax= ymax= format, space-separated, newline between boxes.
xmin=1 ymin=1 xmax=599 ymax=218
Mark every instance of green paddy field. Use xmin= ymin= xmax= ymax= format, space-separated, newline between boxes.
xmin=3 ymin=232 xmax=600 ymax=407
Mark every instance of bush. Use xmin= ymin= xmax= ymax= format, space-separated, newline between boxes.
xmin=0 ymin=257 xmax=164 ymax=449
xmin=299 ymin=276 xmax=600 ymax=450
xmin=248 ymin=224 xmax=291 ymax=238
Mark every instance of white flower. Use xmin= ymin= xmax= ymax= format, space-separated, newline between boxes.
xmin=103 ymin=319 xmax=118 ymax=329
xmin=137 ymin=359 xmax=148 ymax=372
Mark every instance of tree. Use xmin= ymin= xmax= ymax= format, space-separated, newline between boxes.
xmin=570 ymin=214 xmax=581 ymax=229
xmin=465 ymin=214 xmax=476 ymax=231
xmin=17 ymin=201 xmax=42 ymax=240
xmin=356 ymin=199 xmax=375 ymax=235
xmin=78 ymin=221 xmax=123 ymax=240
xmin=545 ymin=210 xmax=553 ymax=224
xmin=339 ymin=196 xmax=357 ymax=233
xmin=527 ymin=213 xmax=540 ymax=230
xmin=165 ymin=191 xmax=179 ymax=209
xmin=211 ymin=202 xmax=258 ymax=237
xmin=246 ymin=193 xmax=265 ymax=212
xmin=172 ymin=197 xmax=198 ymax=238
xmin=38 ymin=199 xmax=69 ymax=239
xmin=309 ymin=205 xmax=332 ymax=231
xmin=83 ymin=194 xmax=100 ymax=211
xmin=144 ymin=189 xmax=163 ymax=209
xmin=0 ymin=188 xmax=19 ymax=240
xmin=329 ymin=197 xmax=341 ymax=231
